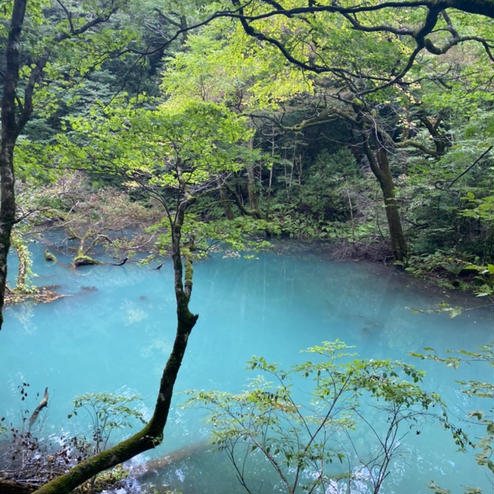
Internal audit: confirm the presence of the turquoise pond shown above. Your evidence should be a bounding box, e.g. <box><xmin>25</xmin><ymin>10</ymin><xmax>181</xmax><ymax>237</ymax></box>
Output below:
<box><xmin>0</xmin><ymin>242</ymin><xmax>492</xmax><ymax>493</ymax></box>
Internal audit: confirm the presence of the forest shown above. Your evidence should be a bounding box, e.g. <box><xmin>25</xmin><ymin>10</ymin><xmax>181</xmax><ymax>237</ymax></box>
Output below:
<box><xmin>0</xmin><ymin>1</ymin><xmax>493</xmax><ymax>493</ymax></box>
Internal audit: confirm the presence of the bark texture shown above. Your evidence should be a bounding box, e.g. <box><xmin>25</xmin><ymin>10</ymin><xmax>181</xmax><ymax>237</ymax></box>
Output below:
<box><xmin>364</xmin><ymin>142</ymin><xmax>408</xmax><ymax>263</ymax></box>
<box><xmin>445</xmin><ymin>0</ymin><xmax>493</xmax><ymax>18</ymax></box>
<box><xmin>0</xmin><ymin>0</ymin><xmax>28</xmax><ymax>329</ymax></box>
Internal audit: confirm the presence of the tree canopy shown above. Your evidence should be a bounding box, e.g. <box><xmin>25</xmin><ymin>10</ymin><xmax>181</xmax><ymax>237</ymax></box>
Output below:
<box><xmin>0</xmin><ymin>0</ymin><xmax>493</xmax><ymax>492</ymax></box>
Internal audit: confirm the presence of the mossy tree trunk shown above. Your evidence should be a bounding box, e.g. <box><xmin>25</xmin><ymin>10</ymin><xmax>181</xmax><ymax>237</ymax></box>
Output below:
<box><xmin>67</xmin><ymin>228</ymin><xmax>111</xmax><ymax>267</ymax></box>
<box><xmin>363</xmin><ymin>140</ymin><xmax>408</xmax><ymax>263</ymax></box>
<box><xmin>350</xmin><ymin>99</ymin><xmax>408</xmax><ymax>264</ymax></box>
<box><xmin>10</xmin><ymin>233</ymin><xmax>32</xmax><ymax>292</ymax></box>
<box><xmin>32</xmin><ymin>203</ymin><xmax>198</xmax><ymax>494</ymax></box>
<box><xmin>0</xmin><ymin>0</ymin><xmax>28</xmax><ymax>329</ymax></box>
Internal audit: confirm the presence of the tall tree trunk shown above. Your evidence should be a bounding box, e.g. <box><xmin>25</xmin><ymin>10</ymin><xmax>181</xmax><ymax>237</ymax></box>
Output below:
<box><xmin>0</xmin><ymin>142</ymin><xmax>16</xmax><ymax>321</ymax></box>
<box><xmin>246</xmin><ymin>165</ymin><xmax>259</xmax><ymax>212</ymax></box>
<box><xmin>0</xmin><ymin>0</ymin><xmax>28</xmax><ymax>329</ymax></box>
<box><xmin>218</xmin><ymin>179</ymin><xmax>234</xmax><ymax>220</ymax></box>
<box><xmin>246</xmin><ymin>138</ymin><xmax>261</xmax><ymax>214</ymax></box>
<box><xmin>364</xmin><ymin>142</ymin><xmax>408</xmax><ymax>263</ymax></box>
<box><xmin>33</xmin><ymin>210</ymin><xmax>198</xmax><ymax>494</ymax></box>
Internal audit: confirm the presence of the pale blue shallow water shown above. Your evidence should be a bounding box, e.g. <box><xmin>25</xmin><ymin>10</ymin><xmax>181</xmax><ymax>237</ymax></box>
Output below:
<box><xmin>1</xmin><ymin>243</ymin><xmax>492</xmax><ymax>493</ymax></box>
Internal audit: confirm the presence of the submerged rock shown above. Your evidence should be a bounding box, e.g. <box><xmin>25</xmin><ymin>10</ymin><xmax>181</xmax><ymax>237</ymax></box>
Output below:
<box><xmin>72</xmin><ymin>255</ymin><xmax>102</xmax><ymax>268</ymax></box>
<box><xmin>43</xmin><ymin>250</ymin><xmax>57</xmax><ymax>263</ymax></box>
<box><xmin>80</xmin><ymin>286</ymin><xmax>98</xmax><ymax>293</ymax></box>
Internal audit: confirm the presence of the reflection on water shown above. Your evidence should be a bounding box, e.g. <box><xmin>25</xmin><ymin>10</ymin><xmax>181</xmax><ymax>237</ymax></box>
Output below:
<box><xmin>0</xmin><ymin>245</ymin><xmax>492</xmax><ymax>493</ymax></box>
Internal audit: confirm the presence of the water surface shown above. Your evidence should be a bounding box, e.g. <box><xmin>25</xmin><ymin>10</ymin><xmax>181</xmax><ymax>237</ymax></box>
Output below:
<box><xmin>1</xmin><ymin>244</ymin><xmax>492</xmax><ymax>493</ymax></box>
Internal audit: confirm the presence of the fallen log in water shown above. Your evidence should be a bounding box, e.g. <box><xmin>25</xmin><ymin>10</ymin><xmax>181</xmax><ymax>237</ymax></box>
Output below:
<box><xmin>29</xmin><ymin>387</ymin><xmax>49</xmax><ymax>430</ymax></box>
<box><xmin>0</xmin><ymin>479</ymin><xmax>38</xmax><ymax>494</ymax></box>
<box><xmin>111</xmin><ymin>257</ymin><xmax>128</xmax><ymax>266</ymax></box>
<box><xmin>0</xmin><ymin>441</ymin><xmax>211</xmax><ymax>493</ymax></box>
<box><xmin>134</xmin><ymin>440</ymin><xmax>210</xmax><ymax>478</ymax></box>
<box><xmin>4</xmin><ymin>286</ymin><xmax>66</xmax><ymax>306</ymax></box>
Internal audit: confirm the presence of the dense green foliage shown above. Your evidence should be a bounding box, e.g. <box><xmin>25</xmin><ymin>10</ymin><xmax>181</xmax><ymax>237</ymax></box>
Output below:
<box><xmin>8</xmin><ymin>1</ymin><xmax>493</xmax><ymax>293</ymax></box>
<box><xmin>0</xmin><ymin>1</ymin><xmax>492</xmax><ymax>492</ymax></box>
<box><xmin>188</xmin><ymin>340</ymin><xmax>466</xmax><ymax>494</ymax></box>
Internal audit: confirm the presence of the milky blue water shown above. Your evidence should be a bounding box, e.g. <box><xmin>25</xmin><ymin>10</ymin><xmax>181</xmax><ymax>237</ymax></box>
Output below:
<box><xmin>0</xmin><ymin>243</ymin><xmax>492</xmax><ymax>493</ymax></box>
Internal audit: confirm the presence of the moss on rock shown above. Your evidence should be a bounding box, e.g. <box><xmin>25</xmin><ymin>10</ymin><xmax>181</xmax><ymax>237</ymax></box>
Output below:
<box><xmin>44</xmin><ymin>251</ymin><xmax>57</xmax><ymax>263</ymax></box>
<box><xmin>72</xmin><ymin>255</ymin><xmax>102</xmax><ymax>268</ymax></box>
